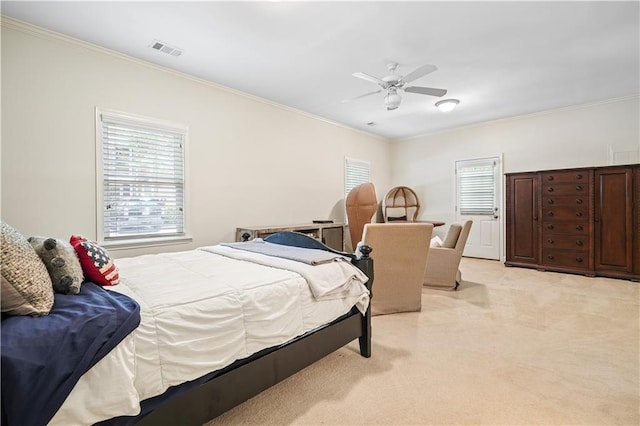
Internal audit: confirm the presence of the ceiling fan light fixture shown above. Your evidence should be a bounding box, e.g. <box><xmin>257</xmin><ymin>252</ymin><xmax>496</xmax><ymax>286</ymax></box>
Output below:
<box><xmin>349</xmin><ymin>62</ymin><xmax>446</xmax><ymax>111</ymax></box>
<box><xmin>385</xmin><ymin>91</ymin><xmax>402</xmax><ymax>110</ymax></box>
<box><xmin>435</xmin><ymin>99</ymin><xmax>460</xmax><ymax>112</ymax></box>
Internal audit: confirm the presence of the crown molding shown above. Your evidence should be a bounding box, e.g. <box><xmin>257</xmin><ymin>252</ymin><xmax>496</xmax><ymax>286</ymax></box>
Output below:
<box><xmin>1</xmin><ymin>15</ymin><xmax>388</xmax><ymax>143</ymax></box>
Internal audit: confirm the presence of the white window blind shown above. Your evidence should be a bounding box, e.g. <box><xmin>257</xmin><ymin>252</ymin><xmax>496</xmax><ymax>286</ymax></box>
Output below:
<box><xmin>456</xmin><ymin>159</ymin><xmax>496</xmax><ymax>215</ymax></box>
<box><xmin>98</xmin><ymin>110</ymin><xmax>187</xmax><ymax>242</ymax></box>
<box><xmin>345</xmin><ymin>158</ymin><xmax>371</xmax><ymax>197</ymax></box>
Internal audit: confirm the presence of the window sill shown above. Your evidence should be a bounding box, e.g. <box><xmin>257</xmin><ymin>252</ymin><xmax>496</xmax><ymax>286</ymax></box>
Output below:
<box><xmin>100</xmin><ymin>235</ymin><xmax>193</xmax><ymax>251</ymax></box>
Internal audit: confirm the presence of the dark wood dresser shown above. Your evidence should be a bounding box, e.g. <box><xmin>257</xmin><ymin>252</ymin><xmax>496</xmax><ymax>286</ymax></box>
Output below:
<box><xmin>506</xmin><ymin>164</ymin><xmax>639</xmax><ymax>281</ymax></box>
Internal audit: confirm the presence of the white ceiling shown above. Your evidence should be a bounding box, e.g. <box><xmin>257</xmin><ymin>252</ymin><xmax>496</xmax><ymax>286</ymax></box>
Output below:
<box><xmin>2</xmin><ymin>1</ymin><xmax>639</xmax><ymax>139</ymax></box>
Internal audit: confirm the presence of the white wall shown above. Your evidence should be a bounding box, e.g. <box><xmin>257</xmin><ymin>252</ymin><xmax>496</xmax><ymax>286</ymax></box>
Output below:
<box><xmin>390</xmin><ymin>96</ymin><xmax>640</xmax><ymax>237</ymax></box>
<box><xmin>0</xmin><ymin>20</ymin><xmax>391</xmax><ymax>257</ymax></box>
<box><xmin>3</xmin><ymin>19</ymin><xmax>638</xmax><ymax>258</ymax></box>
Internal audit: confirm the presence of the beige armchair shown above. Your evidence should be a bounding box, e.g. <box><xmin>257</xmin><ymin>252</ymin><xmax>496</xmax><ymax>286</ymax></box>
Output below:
<box><xmin>360</xmin><ymin>223</ymin><xmax>433</xmax><ymax>315</ymax></box>
<box><xmin>424</xmin><ymin>220</ymin><xmax>473</xmax><ymax>290</ymax></box>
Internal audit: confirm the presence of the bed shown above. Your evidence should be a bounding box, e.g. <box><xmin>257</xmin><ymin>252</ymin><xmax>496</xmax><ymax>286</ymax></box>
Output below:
<box><xmin>1</xmin><ymin>231</ymin><xmax>373</xmax><ymax>426</ymax></box>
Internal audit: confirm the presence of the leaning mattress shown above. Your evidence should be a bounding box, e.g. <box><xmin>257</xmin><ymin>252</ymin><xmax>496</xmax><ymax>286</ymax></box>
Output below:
<box><xmin>51</xmin><ymin>245</ymin><xmax>370</xmax><ymax>425</ymax></box>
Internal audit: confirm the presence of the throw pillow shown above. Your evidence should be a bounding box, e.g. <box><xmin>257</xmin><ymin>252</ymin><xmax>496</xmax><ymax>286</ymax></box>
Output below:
<box><xmin>2</xmin><ymin>273</ymin><xmax>44</xmax><ymax>316</ymax></box>
<box><xmin>0</xmin><ymin>222</ymin><xmax>55</xmax><ymax>316</ymax></box>
<box><xmin>29</xmin><ymin>237</ymin><xmax>84</xmax><ymax>294</ymax></box>
<box><xmin>430</xmin><ymin>235</ymin><xmax>443</xmax><ymax>248</ymax></box>
<box><xmin>69</xmin><ymin>235</ymin><xmax>120</xmax><ymax>286</ymax></box>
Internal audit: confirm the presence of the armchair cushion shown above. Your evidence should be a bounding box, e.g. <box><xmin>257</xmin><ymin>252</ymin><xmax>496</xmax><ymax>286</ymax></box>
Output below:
<box><xmin>441</xmin><ymin>223</ymin><xmax>462</xmax><ymax>248</ymax></box>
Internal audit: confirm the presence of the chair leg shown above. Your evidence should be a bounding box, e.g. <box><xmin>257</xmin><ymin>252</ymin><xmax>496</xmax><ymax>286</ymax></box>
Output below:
<box><xmin>454</xmin><ymin>269</ymin><xmax>462</xmax><ymax>290</ymax></box>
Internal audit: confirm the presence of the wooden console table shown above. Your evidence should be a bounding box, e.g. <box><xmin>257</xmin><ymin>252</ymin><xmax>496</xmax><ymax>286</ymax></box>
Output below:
<box><xmin>236</xmin><ymin>223</ymin><xmax>346</xmax><ymax>251</ymax></box>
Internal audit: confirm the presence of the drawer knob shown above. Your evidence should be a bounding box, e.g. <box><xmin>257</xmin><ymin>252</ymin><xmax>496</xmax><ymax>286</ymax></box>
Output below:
<box><xmin>547</xmin><ymin>239</ymin><xmax>554</xmax><ymax>244</ymax></box>
<box><xmin>576</xmin><ymin>174</ymin><xmax>582</xmax><ymax>179</ymax></box>
<box><xmin>547</xmin><ymin>255</ymin><xmax>554</xmax><ymax>260</ymax></box>
<box><xmin>576</xmin><ymin>199</ymin><xmax>583</xmax><ymax>204</ymax></box>
<box><xmin>547</xmin><ymin>224</ymin><xmax>554</xmax><ymax>230</ymax></box>
<box><xmin>576</xmin><ymin>240</ymin><xmax>584</xmax><ymax>246</ymax></box>
<box><xmin>547</xmin><ymin>176</ymin><xmax>554</xmax><ymax>181</ymax></box>
<box><xmin>576</xmin><ymin>225</ymin><xmax>583</xmax><ymax>231</ymax></box>
<box><xmin>576</xmin><ymin>257</ymin><xmax>583</xmax><ymax>263</ymax></box>
<box><xmin>576</xmin><ymin>185</ymin><xmax>583</xmax><ymax>191</ymax></box>
<box><xmin>547</xmin><ymin>199</ymin><xmax>554</xmax><ymax>204</ymax></box>
<box><xmin>576</xmin><ymin>211</ymin><xmax>583</xmax><ymax>217</ymax></box>
<box><xmin>547</xmin><ymin>187</ymin><xmax>554</xmax><ymax>192</ymax></box>
<box><xmin>548</xmin><ymin>211</ymin><xmax>554</xmax><ymax>217</ymax></box>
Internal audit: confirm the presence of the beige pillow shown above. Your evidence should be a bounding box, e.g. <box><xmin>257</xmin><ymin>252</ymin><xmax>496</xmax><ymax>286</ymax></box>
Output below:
<box><xmin>1</xmin><ymin>222</ymin><xmax>54</xmax><ymax>316</ymax></box>
<box><xmin>442</xmin><ymin>224</ymin><xmax>462</xmax><ymax>249</ymax></box>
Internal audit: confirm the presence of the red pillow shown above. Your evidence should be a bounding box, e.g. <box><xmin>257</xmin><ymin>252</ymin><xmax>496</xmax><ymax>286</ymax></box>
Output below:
<box><xmin>69</xmin><ymin>235</ymin><xmax>120</xmax><ymax>286</ymax></box>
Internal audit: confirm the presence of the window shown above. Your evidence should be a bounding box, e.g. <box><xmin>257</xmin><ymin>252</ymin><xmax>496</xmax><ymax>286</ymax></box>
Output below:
<box><xmin>344</xmin><ymin>157</ymin><xmax>371</xmax><ymax>198</ymax></box>
<box><xmin>97</xmin><ymin>109</ymin><xmax>188</xmax><ymax>246</ymax></box>
<box><xmin>456</xmin><ymin>158</ymin><xmax>496</xmax><ymax>215</ymax></box>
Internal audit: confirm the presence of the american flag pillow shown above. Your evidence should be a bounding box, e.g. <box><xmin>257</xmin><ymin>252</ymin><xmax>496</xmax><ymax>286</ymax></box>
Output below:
<box><xmin>69</xmin><ymin>235</ymin><xmax>119</xmax><ymax>286</ymax></box>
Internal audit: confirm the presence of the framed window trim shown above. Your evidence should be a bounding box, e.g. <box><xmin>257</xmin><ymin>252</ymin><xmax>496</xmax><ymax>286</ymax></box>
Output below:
<box><xmin>344</xmin><ymin>157</ymin><xmax>371</xmax><ymax>225</ymax></box>
<box><xmin>344</xmin><ymin>157</ymin><xmax>371</xmax><ymax>198</ymax></box>
<box><xmin>95</xmin><ymin>108</ymin><xmax>192</xmax><ymax>249</ymax></box>
<box><xmin>455</xmin><ymin>157</ymin><xmax>498</xmax><ymax>216</ymax></box>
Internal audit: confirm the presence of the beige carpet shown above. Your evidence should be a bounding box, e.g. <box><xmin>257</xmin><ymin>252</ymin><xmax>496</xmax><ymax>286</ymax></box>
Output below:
<box><xmin>206</xmin><ymin>259</ymin><xmax>639</xmax><ymax>425</ymax></box>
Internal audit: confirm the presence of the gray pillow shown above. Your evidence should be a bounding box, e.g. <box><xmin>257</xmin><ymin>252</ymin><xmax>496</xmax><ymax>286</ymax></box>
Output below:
<box><xmin>29</xmin><ymin>236</ymin><xmax>84</xmax><ymax>294</ymax></box>
<box><xmin>1</xmin><ymin>222</ymin><xmax>54</xmax><ymax>316</ymax></box>
<box><xmin>442</xmin><ymin>224</ymin><xmax>462</xmax><ymax>248</ymax></box>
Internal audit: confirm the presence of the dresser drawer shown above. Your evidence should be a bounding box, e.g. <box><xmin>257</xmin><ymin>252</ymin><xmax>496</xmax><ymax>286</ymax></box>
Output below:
<box><xmin>542</xmin><ymin>206</ymin><xmax>589</xmax><ymax>220</ymax></box>
<box><xmin>542</xmin><ymin>249</ymin><xmax>590</xmax><ymax>270</ymax></box>
<box><xmin>542</xmin><ymin>195</ymin><xmax>587</xmax><ymax>207</ymax></box>
<box><xmin>542</xmin><ymin>183</ymin><xmax>588</xmax><ymax>195</ymax></box>
<box><xmin>542</xmin><ymin>234</ymin><xmax>589</xmax><ymax>250</ymax></box>
<box><xmin>543</xmin><ymin>221</ymin><xmax>589</xmax><ymax>233</ymax></box>
<box><xmin>542</xmin><ymin>170</ymin><xmax>589</xmax><ymax>184</ymax></box>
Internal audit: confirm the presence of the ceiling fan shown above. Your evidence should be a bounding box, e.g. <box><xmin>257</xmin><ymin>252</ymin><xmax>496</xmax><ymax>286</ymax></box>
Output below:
<box><xmin>346</xmin><ymin>62</ymin><xmax>447</xmax><ymax>110</ymax></box>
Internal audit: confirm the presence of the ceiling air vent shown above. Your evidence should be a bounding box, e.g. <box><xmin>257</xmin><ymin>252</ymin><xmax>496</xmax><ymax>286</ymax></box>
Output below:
<box><xmin>150</xmin><ymin>40</ymin><xmax>183</xmax><ymax>57</ymax></box>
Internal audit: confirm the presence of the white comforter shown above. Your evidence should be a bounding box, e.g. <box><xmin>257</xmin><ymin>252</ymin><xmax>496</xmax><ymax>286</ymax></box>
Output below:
<box><xmin>50</xmin><ymin>246</ymin><xmax>370</xmax><ymax>425</ymax></box>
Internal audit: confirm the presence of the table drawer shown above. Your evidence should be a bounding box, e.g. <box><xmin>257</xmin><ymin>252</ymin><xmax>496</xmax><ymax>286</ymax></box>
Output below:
<box><xmin>541</xmin><ymin>170</ymin><xmax>589</xmax><ymax>184</ymax></box>
<box><xmin>542</xmin><ymin>249</ymin><xmax>590</xmax><ymax>270</ymax></box>
<box><xmin>543</xmin><ymin>221</ymin><xmax>589</xmax><ymax>233</ymax></box>
<box><xmin>542</xmin><ymin>195</ymin><xmax>588</xmax><ymax>207</ymax></box>
<box><xmin>542</xmin><ymin>234</ymin><xmax>589</xmax><ymax>250</ymax></box>
<box><xmin>542</xmin><ymin>206</ymin><xmax>589</xmax><ymax>220</ymax></box>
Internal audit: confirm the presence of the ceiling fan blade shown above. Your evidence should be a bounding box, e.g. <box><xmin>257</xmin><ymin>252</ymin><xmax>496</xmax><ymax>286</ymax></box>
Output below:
<box><xmin>352</xmin><ymin>72</ymin><xmax>385</xmax><ymax>85</ymax></box>
<box><xmin>403</xmin><ymin>64</ymin><xmax>437</xmax><ymax>83</ymax></box>
<box><xmin>404</xmin><ymin>86</ymin><xmax>447</xmax><ymax>97</ymax></box>
<box><xmin>342</xmin><ymin>89</ymin><xmax>382</xmax><ymax>103</ymax></box>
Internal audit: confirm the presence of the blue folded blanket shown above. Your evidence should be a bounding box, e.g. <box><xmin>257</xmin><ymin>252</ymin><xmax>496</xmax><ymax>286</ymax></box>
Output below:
<box><xmin>220</xmin><ymin>239</ymin><xmax>350</xmax><ymax>265</ymax></box>
<box><xmin>1</xmin><ymin>282</ymin><xmax>140</xmax><ymax>426</ymax></box>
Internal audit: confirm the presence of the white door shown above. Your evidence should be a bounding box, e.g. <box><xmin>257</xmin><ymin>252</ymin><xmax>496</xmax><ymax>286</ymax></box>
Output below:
<box><xmin>455</xmin><ymin>156</ymin><xmax>502</xmax><ymax>260</ymax></box>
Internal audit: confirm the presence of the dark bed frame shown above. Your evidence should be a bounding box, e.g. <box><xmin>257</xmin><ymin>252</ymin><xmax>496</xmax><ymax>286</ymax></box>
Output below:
<box><xmin>132</xmin><ymin>231</ymin><xmax>374</xmax><ymax>426</ymax></box>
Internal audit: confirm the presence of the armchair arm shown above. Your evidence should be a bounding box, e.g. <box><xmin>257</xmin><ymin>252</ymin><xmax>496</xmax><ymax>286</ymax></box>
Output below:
<box><xmin>424</xmin><ymin>247</ymin><xmax>462</xmax><ymax>290</ymax></box>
